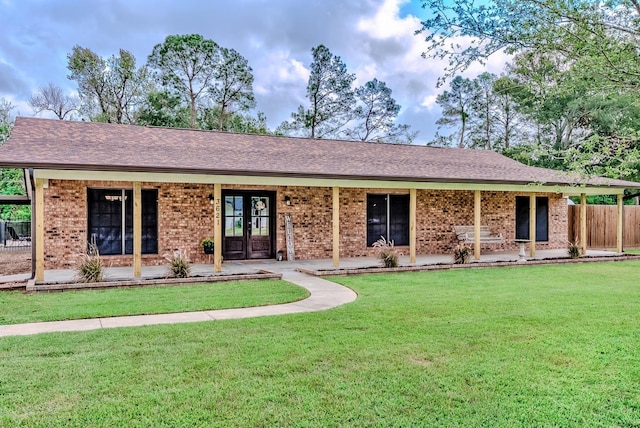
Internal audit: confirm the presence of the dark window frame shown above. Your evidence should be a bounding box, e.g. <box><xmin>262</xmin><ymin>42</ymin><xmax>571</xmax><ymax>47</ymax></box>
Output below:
<box><xmin>515</xmin><ymin>196</ymin><xmax>549</xmax><ymax>242</ymax></box>
<box><xmin>87</xmin><ymin>188</ymin><xmax>158</xmax><ymax>255</ymax></box>
<box><xmin>367</xmin><ymin>194</ymin><xmax>410</xmax><ymax>247</ymax></box>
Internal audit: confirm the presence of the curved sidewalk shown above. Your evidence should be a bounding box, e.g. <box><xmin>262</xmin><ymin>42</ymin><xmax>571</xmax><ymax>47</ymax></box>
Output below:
<box><xmin>0</xmin><ymin>271</ymin><xmax>357</xmax><ymax>338</ymax></box>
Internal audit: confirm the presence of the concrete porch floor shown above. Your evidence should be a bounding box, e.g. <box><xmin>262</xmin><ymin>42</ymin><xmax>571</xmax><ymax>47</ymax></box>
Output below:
<box><xmin>1</xmin><ymin>248</ymin><xmax>624</xmax><ymax>285</ymax></box>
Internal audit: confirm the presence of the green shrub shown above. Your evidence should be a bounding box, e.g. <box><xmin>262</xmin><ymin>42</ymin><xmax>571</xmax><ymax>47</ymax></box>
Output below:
<box><xmin>164</xmin><ymin>249</ymin><xmax>191</xmax><ymax>278</ymax></box>
<box><xmin>75</xmin><ymin>243</ymin><xmax>104</xmax><ymax>283</ymax></box>
<box><xmin>568</xmin><ymin>241</ymin><xmax>581</xmax><ymax>258</ymax></box>
<box><xmin>372</xmin><ymin>236</ymin><xmax>400</xmax><ymax>268</ymax></box>
<box><xmin>453</xmin><ymin>244</ymin><xmax>471</xmax><ymax>264</ymax></box>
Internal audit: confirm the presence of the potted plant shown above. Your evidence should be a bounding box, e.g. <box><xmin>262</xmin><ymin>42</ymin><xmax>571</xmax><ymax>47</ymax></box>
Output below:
<box><xmin>201</xmin><ymin>237</ymin><xmax>215</xmax><ymax>254</ymax></box>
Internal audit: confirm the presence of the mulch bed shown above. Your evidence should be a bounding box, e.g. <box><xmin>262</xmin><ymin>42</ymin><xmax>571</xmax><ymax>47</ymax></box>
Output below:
<box><xmin>0</xmin><ymin>250</ymin><xmax>31</xmax><ymax>276</ymax></box>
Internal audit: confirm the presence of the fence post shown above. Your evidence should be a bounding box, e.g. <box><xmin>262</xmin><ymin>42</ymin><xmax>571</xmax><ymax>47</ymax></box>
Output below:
<box><xmin>580</xmin><ymin>194</ymin><xmax>587</xmax><ymax>254</ymax></box>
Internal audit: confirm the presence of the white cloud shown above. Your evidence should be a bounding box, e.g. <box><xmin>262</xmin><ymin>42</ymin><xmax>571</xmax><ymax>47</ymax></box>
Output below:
<box><xmin>253</xmin><ymin>50</ymin><xmax>308</xmax><ymax>99</ymax></box>
<box><xmin>0</xmin><ymin>0</ymin><xmax>512</xmax><ymax>142</ymax></box>
<box><xmin>420</xmin><ymin>94</ymin><xmax>438</xmax><ymax>110</ymax></box>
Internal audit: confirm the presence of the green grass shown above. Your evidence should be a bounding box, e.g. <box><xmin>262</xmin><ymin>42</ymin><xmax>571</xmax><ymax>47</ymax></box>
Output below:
<box><xmin>0</xmin><ymin>280</ymin><xmax>309</xmax><ymax>325</ymax></box>
<box><xmin>625</xmin><ymin>248</ymin><xmax>640</xmax><ymax>254</ymax></box>
<box><xmin>1</xmin><ymin>262</ymin><xmax>639</xmax><ymax>427</ymax></box>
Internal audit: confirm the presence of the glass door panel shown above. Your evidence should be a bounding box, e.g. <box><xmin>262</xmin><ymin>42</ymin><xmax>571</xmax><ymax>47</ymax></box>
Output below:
<box><xmin>222</xmin><ymin>192</ymin><xmax>274</xmax><ymax>260</ymax></box>
<box><xmin>223</xmin><ymin>195</ymin><xmax>246</xmax><ymax>260</ymax></box>
<box><xmin>248</xmin><ymin>195</ymin><xmax>272</xmax><ymax>258</ymax></box>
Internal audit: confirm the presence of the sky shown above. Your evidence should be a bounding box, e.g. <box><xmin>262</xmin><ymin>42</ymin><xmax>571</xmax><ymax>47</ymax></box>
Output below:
<box><xmin>0</xmin><ymin>0</ymin><xmax>509</xmax><ymax>143</ymax></box>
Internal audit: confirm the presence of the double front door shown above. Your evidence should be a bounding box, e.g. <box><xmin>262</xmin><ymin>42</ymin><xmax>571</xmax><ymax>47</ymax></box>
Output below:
<box><xmin>223</xmin><ymin>192</ymin><xmax>275</xmax><ymax>260</ymax></box>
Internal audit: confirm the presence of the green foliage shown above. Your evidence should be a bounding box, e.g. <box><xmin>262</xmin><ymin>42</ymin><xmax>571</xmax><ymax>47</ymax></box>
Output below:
<box><xmin>278</xmin><ymin>45</ymin><xmax>356</xmax><ymax>139</ymax></box>
<box><xmin>74</xmin><ymin>244</ymin><xmax>104</xmax><ymax>283</ymax></box>
<box><xmin>208</xmin><ymin>47</ymin><xmax>256</xmax><ymax>130</ymax></box>
<box><xmin>164</xmin><ymin>249</ymin><xmax>191</xmax><ymax>278</ymax></box>
<box><xmin>137</xmin><ymin>90</ymin><xmax>190</xmax><ymax>128</ymax></box>
<box><xmin>0</xmin><ymin>107</ymin><xmax>31</xmax><ymax>221</ymax></box>
<box><xmin>418</xmin><ymin>0</ymin><xmax>640</xmax><ymax>89</ymax></box>
<box><xmin>279</xmin><ymin>45</ymin><xmax>414</xmax><ymax>142</ymax></box>
<box><xmin>433</xmin><ymin>75</ymin><xmax>478</xmax><ymax>148</ymax></box>
<box><xmin>147</xmin><ymin>34</ymin><xmax>221</xmax><ymax>129</ymax></box>
<box><xmin>199</xmin><ymin>106</ymin><xmax>268</xmax><ymax>134</ymax></box>
<box><xmin>372</xmin><ymin>236</ymin><xmax>400</xmax><ymax>268</ymax></box>
<box><xmin>1</xmin><ymin>133</ymin><xmax>24</xmax><ymax>212</ymax></box>
<box><xmin>345</xmin><ymin>78</ymin><xmax>416</xmax><ymax>143</ymax></box>
<box><xmin>147</xmin><ymin>35</ymin><xmax>260</xmax><ymax>132</ymax></box>
<box><xmin>563</xmin><ymin>133</ymin><xmax>640</xmax><ymax>181</ymax></box>
<box><xmin>200</xmin><ymin>237</ymin><xmax>215</xmax><ymax>247</ymax></box>
<box><xmin>67</xmin><ymin>46</ymin><xmax>151</xmax><ymax>123</ymax></box>
<box><xmin>568</xmin><ymin>194</ymin><xmax>636</xmax><ymax>205</ymax></box>
<box><xmin>421</xmin><ymin>1</ymin><xmax>640</xmax><ymax>180</ymax></box>
<box><xmin>0</xmin><ymin>97</ymin><xmax>14</xmax><ymax>144</ymax></box>
<box><xmin>432</xmin><ymin>72</ymin><xmax>522</xmax><ymax>150</ymax></box>
<box><xmin>567</xmin><ymin>241</ymin><xmax>581</xmax><ymax>258</ymax></box>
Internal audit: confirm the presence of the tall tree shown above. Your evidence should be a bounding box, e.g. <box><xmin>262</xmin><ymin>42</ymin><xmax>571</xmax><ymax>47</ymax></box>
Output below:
<box><xmin>28</xmin><ymin>83</ymin><xmax>78</xmax><ymax>120</ymax></box>
<box><xmin>468</xmin><ymin>72</ymin><xmax>497</xmax><ymax>150</ymax></box>
<box><xmin>505</xmin><ymin>51</ymin><xmax>584</xmax><ymax>149</ymax></box>
<box><xmin>417</xmin><ymin>0</ymin><xmax>640</xmax><ymax>89</ymax></box>
<box><xmin>433</xmin><ymin>76</ymin><xmax>478</xmax><ymax>147</ymax></box>
<box><xmin>278</xmin><ymin>45</ymin><xmax>355</xmax><ymax>138</ymax></box>
<box><xmin>343</xmin><ymin>78</ymin><xmax>415</xmax><ymax>143</ymax></box>
<box><xmin>208</xmin><ymin>47</ymin><xmax>256</xmax><ymax>131</ymax></box>
<box><xmin>67</xmin><ymin>46</ymin><xmax>150</xmax><ymax>123</ymax></box>
<box><xmin>0</xmin><ymin>98</ymin><xmax>14</xmax><ymax>144</ymax></box>
<box><xmin>491</xmin><ymin>76</ymin><xmax>523</xmax><ymax>150</ymax></box>
<box><xmin>147</xmin><ymin>34</ymin><xmax>221</xmax><ymax>129</ymax></box>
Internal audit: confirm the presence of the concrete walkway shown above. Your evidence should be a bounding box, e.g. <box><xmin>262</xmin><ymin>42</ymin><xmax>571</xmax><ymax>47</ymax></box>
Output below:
<box><xmin>0</xmin><ymin>271</ymin><xmax>357</xmax><ymax>338</ymax></box>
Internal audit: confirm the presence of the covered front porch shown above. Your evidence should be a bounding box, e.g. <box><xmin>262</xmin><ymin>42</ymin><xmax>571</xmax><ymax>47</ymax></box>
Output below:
<box><xmin>29</xmin><ymin>169</ymin><xmax>628</xmax><ymax>282</ymax></box>
<box><xmin>10</xmin><ymin>248</ymin><xmax>627</xmax><ymax>289</ymax></box>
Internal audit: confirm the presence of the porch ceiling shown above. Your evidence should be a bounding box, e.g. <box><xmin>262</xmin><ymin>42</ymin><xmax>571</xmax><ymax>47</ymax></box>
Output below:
<box><xmin>34</xmin><ymin>168</ymin><xmax>625</xmax><ymax>195</ymax></box>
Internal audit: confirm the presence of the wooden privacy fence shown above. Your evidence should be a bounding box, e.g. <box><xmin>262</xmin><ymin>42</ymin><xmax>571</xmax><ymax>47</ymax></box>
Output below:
<box><xmin>568</xmin><ymin>205</ymin><xmax>640</xmax><ymax>248</ymax></box>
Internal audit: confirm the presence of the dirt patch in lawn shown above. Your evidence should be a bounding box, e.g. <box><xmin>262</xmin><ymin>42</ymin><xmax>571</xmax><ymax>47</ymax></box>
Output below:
<box><xmin>0</xmin><ymin>250</ymin><xmax>31</xmax><ymax>276</ymax></box>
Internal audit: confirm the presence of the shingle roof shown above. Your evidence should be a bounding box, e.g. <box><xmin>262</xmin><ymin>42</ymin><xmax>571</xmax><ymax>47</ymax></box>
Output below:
<box><xmin>1</xmin><ymin>117</ymin><xmax>639</xmax><ymax>189</ymax></box>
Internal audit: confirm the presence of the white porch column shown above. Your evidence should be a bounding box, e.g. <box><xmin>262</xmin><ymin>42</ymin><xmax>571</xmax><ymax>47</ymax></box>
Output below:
<box><xmin>617</xmin><ymin>194</ymin><xmax>624</xmax><ymax>253</ymax></box>
<box><xmin>409</xmin><ymin>188</ymin><xmax>417</xmax><ymax>263</ymax></box>
<box><xmin>332</xmin><ymin>186</ymin><xmax>340</xmax><ymax>268</ymax></box>
<box><xmin>133</xmin><ymin>181</ymin><xmax>142</xmax><ymax>278</ymax></box>
<box><xmin>214</xmin><ymin>183</ymin><xmax>222</xmax><ymax>273</ymax></box>
<box><xmin>529</xmin><ymin>193</ymin><xmax>536</xmax><ymax>258</ymax></box>
<box><xmin>474</xmin><ymin>190</ymin><xmax>481</xmax><ymax>260</ymax></box>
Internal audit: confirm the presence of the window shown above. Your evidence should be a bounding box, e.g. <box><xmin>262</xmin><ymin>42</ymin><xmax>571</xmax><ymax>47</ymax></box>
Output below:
<box><xmin>367</xmin><ymin>194</ymin><xmax>409</xmax><ymax>246</ymax></box>
<box><xmin>515</xmin><ymin>196</ymin><xmax>548</xmax><ymax>241</ymax></box>
<box><xmin>88</xmin><ymin>189</ymin><xmax>158</xmax><ymax>255</ymax></box>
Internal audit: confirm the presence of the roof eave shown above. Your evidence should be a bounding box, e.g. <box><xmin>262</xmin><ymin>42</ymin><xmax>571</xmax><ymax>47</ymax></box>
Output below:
<box><xmin>2</xmin><ymin>161</ymin><xmax>639</xmax><ymax>190</ymax></box>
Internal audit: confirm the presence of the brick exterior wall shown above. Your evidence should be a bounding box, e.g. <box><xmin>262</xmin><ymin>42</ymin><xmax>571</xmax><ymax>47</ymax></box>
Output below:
<box><xmin>41</xmin><ymin>180</ymin><xmax>568</xmax><ymax>269</ymax></box>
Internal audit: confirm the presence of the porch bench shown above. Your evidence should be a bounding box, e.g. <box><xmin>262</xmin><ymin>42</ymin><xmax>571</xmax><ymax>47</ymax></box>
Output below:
<box><xmin>454</xmin><ymin>225</ymin><xmax>504</xmax><ymax>246</ymax></box>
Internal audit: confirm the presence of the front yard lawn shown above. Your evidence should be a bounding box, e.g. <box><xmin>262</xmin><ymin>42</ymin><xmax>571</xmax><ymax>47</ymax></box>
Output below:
<box><xmin>1</xmin><ymin>262</ymin><xmax>639</xmax><ymax>426</ymax></box>
<box><xmin>0</xmin><ymin>280</ymin><xmax>309</xmax><ymax>324</ymax></box>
